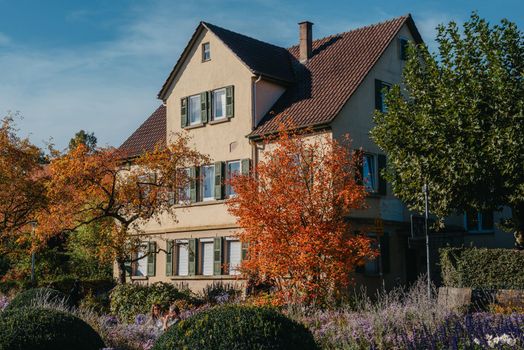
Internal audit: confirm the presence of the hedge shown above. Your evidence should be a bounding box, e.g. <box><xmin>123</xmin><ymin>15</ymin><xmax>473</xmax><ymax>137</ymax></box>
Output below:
<box><xmin>0</xmin><ymin>307</ymin><xmax>104</xmax><ymax>350</ymax></box>
<box><xmin>153</xmin><ymin>305</ymin><xmax>318</xmax><ymax>350</ymax></box>
<box><xmin>440</xmin><ymin>247</ymin><xmax>524</xmax><ymax>289</ymax></box>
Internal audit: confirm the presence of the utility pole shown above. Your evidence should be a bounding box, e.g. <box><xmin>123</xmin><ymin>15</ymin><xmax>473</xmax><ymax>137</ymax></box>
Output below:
<box><xmin>423</xmin><ymin>183</ymin><xmax>431</xmax><ymax>299</ymax></box>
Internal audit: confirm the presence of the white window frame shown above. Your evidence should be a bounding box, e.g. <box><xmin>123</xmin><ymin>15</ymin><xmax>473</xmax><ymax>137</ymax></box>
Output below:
<box><xmin>362</xmin><ymin>153</ymin><xmax>378</xmax><ymax>193</ymax></box>
<box><xmin>188</xmin><ymin>94</ymin><xmax>201</xmax><ymax>126</ymax></box>
<box><xmin>201</xmin><ymin>165</ymin><xmax>215</xmax><ymax>201</ymax></box>
<box><xmin>179</xmin><ymin>168</ymin><xmax>190</xmax><ymax>204</ymax></box>
<box><xmin>212</xmin><ymin>88</ymin><xmax>227</xmax><ymax>121</ymax></box>
<box><xmin>200</xmin><ymin>239</ymin><xmax>214</xmax><ymax>276</ymax></box>
<box><xmin>202</xmin><ymin>42</ymin><xmax>210</xmax><ymax>61</ymax></box>
<box><xmin>134</xmin><ymin>243</ymin><xmax>148</xmax><ymax>277</ymax></box>
<box><xmin>226</xmin><ymin>160</ymin><xmax>241</xmax><ymax>197</ymax></box>
<box><xmin>227</xmin><ymin>239</ymin><xmax>242</xmax><ymax>275</ymax></box>
<box><xmin>464</xmin><ymin>211</ymin><xmax>494</xmax><ymax>233</ymax></box>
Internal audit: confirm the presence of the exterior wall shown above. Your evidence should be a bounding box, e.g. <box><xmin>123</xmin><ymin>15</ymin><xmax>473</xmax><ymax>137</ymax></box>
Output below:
<box><xmin>254</xmin><ymin>79</ymin><xmax>286</xmax><ymax>127</ymax></box>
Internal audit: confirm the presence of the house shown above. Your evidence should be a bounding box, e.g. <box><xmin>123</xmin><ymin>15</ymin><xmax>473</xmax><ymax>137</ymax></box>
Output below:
<box><xmin>118</xmin><ymin>14</ymin><xmax>513</xmax><ymax>292</ymax></box>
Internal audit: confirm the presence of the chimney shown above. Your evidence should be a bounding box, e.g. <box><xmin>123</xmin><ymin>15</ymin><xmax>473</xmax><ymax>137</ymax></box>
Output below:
<box><xmin>299</xmin><ymin>21</ymin><xmax>313</xmax><ymax>63</ymax></box>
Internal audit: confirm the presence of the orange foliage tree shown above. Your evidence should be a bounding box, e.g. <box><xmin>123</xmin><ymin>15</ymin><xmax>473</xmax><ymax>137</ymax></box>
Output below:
<box><xmin>227</xmin><ymin>129</ymin><xmax>376</xmax><ymax>304</ymax></box>
<box><xmin>38</xmin><ymin>134</ymin><xmax>207</xmax><ymax>284</ymax></box>
<box><xmin>0</xmin><ymin>115</ymin><xmax>46</xmax><ymax>247</ymax></box>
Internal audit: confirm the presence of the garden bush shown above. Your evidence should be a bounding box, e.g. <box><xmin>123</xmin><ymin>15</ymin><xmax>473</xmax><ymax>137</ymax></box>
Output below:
<box><xmin>4</xmin><ymin>287</ymin><xmax>71</xmax><ymax>311</ymax></box>
<box><xmin>200</xmin><ymin>281</ymin><xmax>241</xmax><ymax>304</ymax></box>
<box><xmin>0</xmin><ymin>307</ymin><xmax>104</xmax><ymax>350</ymax></box>
<box><xmin>153</xmin><ymin>305</ymin><xmax>318</xmax><ymax>350</ymax></box>
<box><xmin>440</xmin><ymin>247</ymin><xmax>524</xmax><ymax>289</ymax></box>
<box><xmin>110</xmin><ymin>282</ymin><xmax>193</xmax><ymax>323</ymax></box>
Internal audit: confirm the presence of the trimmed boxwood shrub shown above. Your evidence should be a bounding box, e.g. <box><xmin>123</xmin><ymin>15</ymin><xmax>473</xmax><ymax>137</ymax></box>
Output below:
<box><xmin>153</xmin><ymin>305</ymin><xmax>318</xmax><ymax>350</ymax></box>
<box><xmin>0</xmin><ymin>307</ymin><xmax>104</xmax><ymax>350</ymax></box>
<box><xmin>110</xmin><ymin>282</ymin><xmax>193</xmax><ymax>322</ymax></box>
<box><xmin>5</xmin><ymin>287</ymin><xmax>71</xmax><ymax>311</ymax></box>
<box><xmin>440</xmin><ymin>247</ymin><xmax>524</xmax><ymax>289</ymax></box>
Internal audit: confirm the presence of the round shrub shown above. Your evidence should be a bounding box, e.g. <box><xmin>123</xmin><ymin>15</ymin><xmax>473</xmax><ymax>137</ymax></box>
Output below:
<box><xmin>153</xmin><ymin>305</ymin><xmax>318</xmax><ymax>350</ymax></box>
<box><xmin>0</xmin><ymin>307</ymin><xmax>104</xmax><ymax>350</ymax></box>
<box><xmin>5</xmin><ymin>287</ymin><xmax>71</xmax><ymax>311</ymax></box>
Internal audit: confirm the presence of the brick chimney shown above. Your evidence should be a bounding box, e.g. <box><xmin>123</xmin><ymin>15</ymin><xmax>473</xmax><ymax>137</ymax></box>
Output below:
<box><xmin>299</xmin><ymin>21</ymin><xmax>313</xmax><ymax>63</ymax></box>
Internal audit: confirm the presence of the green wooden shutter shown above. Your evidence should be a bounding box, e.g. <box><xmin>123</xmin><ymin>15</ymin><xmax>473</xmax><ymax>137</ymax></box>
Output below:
<box><xmin>378</xmin><ymin>154</ymin><xmax>387</xmax><ymax>195</ymax></box>
<box><xmin>241</xmin><ymin>158</ymin><xmax>250</xmax><ymax>176</ymax></box>
<box><xmin>166</xmin><ymin>240</ymin><xmax>174</xmax><ymax>276</ymax></box>
<box><xmin>181</xmin><ymin>97</ymin><xmax>188</xmax><ymax>128</ymax></box>
<box><xmin>213</xmin><ymin>237</ymin><xmax>223</xmax><ymax>275</ymax></box>
<box><xmin>200</xmin><ymin>91</ymin><xmax>209</xmax><ymax>123</ymax></box>
<box><xmin>214</xmin><ymin>161</ymin><xmax>224</xmax><ymax>200</ymax></box>
<box><xmin>226</xmin><ymin>85</ymin><xmax>234</xmax><ymax>118</ymax></box>
<box><xmin>380</xmin><ymin>232</ymin><xmax>390</xmax><ymax>274</ymax></box>
<box><xmin>241</xmin><ymin>242</ymin><xmax>248</xmax><ymax>260</ymax></box>
<box><xmin>124</xmin><ymin>260</ymin><xmax>132</xmax><ymax>277</ymax></box>
<box><xmin>147</xmin><ymin>242</ymin><xmax>156</xmax><ymax>277</ymax></box>
<box><xmin>188</xmin><ymin>238</ymin><xmax>197</xmax><ymax>276</ymax></box>
<box><xmin>189</xmin><ymin>166</ymin><xmax>198</xmax><ymax>203</ymax></box>
<box><xmin>375</xmin><ymin>79</ymin><xmax>383</xmax><ymax>111</ymax></box>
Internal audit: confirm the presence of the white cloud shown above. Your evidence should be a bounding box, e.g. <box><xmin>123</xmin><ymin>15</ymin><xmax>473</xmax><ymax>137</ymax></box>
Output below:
<box><xmin>0</xmin><ymin>32</ymin><xmax>10</xmax><ymax>45</ymax></box>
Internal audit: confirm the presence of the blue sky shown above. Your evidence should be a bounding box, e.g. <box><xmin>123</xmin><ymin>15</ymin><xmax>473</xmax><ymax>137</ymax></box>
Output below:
<box><xmin>0</xmin><ymin>0</ymin><xmax>522</xmax><ymax>149</ymax></box>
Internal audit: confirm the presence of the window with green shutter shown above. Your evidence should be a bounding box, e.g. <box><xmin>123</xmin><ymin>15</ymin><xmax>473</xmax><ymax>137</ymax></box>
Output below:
<box><xmin>200</xmin><ymin>91</ymin><xmax>209</xmax><ymax>123</ymax></box>
<box><xmin>213</xmin><ymin>237</ymin><xmax>223</xmax><ymax>275</ymax></box>
<box><xmin>241</xmin><ymin>158</ymin><xmax>250</xmax><ymax>176</ymax></box>
<box><xmin>214</xmin><ymin>161</ymin><xmax>224</xmax><ymax>200</ymax></box>
<box><xmin>147</xmin><ymin>241</ymin><xmax>157</xmax><ymax>277</ymax></box>
<box><xmin>241</xmin><ymin>242</ymin><xmax>249</xmax><ymax>261</ymax></box>
<box><xmin>189</xmin><ymin>166</ymin><xmax>198</xmax><ymax>203</ymax></box>
<box><xmin>378</xmin><ymin>154</ymin><xmax>387</xmax><ymax>196</ymax></box>
<box><xmin>166</xmin><ymin>240</ymin><xmax>174</xmax><ymax>276</ymax></box>
<box><xmin>181</xmin><ymin>97</ymin><xmax>188</xmax><ymax>128</ymax></box>
<box><xmin>225</xmin><ymin>85</ymin><xmax>234</xmax><ymax>118</ymax></box>
<box><xmin>380</xmin><ymin>232</ymin><xmax>390</xmax><ymax>274</ymax></box>
<box><xmin>375</xmin><ymin>79</ymin><xmax>391</xmax><ymax>113</ymax></box>
<box><xmin>188</xmin><ymin>238</ymin><xmax>197</xmax><ymax>276</ymax></box>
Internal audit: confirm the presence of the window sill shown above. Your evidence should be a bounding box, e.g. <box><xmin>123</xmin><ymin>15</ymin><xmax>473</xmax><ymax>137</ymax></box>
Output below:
<box><xmin>184</xmin><ymin>123</ymin><xmax>205</xmax><ymax>130</ymax></box>
<box><xmin>175</xmin><ymin>199</ymin><xmax>226</xmax><ymax>208</ymax></box>
<box><xmin>170</xmin><ymin>275</ymin><xmax>242</xmax><ymax>281</ymax></box>
<box><xmin>209</xmin><ymin>117</ymin><xmax>231</xmax><ymax>125</ymax></box>
<box><xmin>131</xmin><ymin>276</ymin><xmax>148</xmax><ymax>280</ymax></box>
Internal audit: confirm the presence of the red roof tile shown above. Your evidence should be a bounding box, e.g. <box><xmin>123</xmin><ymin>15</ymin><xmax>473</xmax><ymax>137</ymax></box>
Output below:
<box><xmin>119</xmin><ymin>105</ymin><xmax>166</xmax><ymax>158</ymax></box>
<box><xmin>250</xmin><ymin>15</ymin><xmax>421</xmax><ymax>137</ymax></box>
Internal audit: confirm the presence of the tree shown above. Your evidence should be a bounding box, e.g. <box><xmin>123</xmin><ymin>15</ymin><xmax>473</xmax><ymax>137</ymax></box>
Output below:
<box><xmin>68</xmin><ymin>130</ymin><xmax>97</xmax><ymax>153</ymax></box>
<box><xmin>38</xmin><ymin>134</ymin><xmax>207</xmax><ymax>283</ymax></box>
<box><xmin>227</xmin><ymin>129</ymin><xmax>376</xmax><ymax>304</ymax></box>
<box><xmin>0</xmin><ymin>114</ymin><xmax>46</xmax><ymax>245</ymax></box>
<box><xmin>372</xmin><ymin>13</ymin><xmax>524</xmax><ymax>247</ymax></box>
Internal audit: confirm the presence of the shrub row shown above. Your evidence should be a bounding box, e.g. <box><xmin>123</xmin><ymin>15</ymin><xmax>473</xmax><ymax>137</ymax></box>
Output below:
<box><xmin>440</xmin><ymin>247</ymin><xmax>524</xmax><ymax>289</ymax></box>
<box><xmin>110</xmin><ymin>282</ymin><xmax>193</xmax><ymax>323</ymax></box>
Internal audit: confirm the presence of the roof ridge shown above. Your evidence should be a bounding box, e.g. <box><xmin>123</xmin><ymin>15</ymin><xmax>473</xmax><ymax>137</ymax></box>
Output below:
<box><xmin>286</xmin><ymin>14</ymin><xmax>410</xmax><ymax>50</ymax></box>
<box><xmin>202</xmin><ymin>21</ymin><xmax>288</xmax><ymax>52</ymax></box>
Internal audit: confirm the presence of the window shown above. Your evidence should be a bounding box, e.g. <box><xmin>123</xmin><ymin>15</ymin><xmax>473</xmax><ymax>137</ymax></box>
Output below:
<box><xmin>228</xmin><ymin>240</ymin><xmax>242</xmax><ymax>275</ymax></box>
<box><xmin>465</xmin><ymin>210</ymin><xmax>494</xmax><ymax>232</ymax></box>
<box><xmin>202</xmin><ymin>165</ymin><xmax>215</xmax><ymax>201</ymax></box>
<box><xmin>399</xmin><ymin>37</ymin><xmax>409</xmax><ymax>60</ymax></box>
<box><xmin>177</xmin><ymin>242</ymin><xmax>189</xmax><ymax>276</ymax></box>
<box><xmin>188</xmin><ymin>94</ymin><xmax>201</xmax><ymax>125</ymax></box>
<box><xmin>179</xmin><ymin>168</ymin><xmax>190</xmax><ymax>203</ymax></box>
<box><xmin>226</xmin><ymin>160</ymin><xmax>241</xmax><ymax>197</ymax></box>
<box><xmin>134</xmin><ymin>245</ymin><xmax>148</xmax><ymax>276</ymax></box>
<box><xmin>201</xmin><ymin>241</ymin><xmax>214</xmax><ymax>275</ymax></box>
<box><xmin>364</xmin><ymin>234</ymin><xmax>380</xmax><ymax>275</ymax></box>
<box><xmin>375</xmin><ymin>80</ymin><xmax>391</xmax><ymax>113</ymax></box>
<box><xmin>202</xmin><ymin>42</ymin><xmax>210</xmax><ymax>61</ymax></box>
<box><xmin>212</xmin><ymin>88</ymin><xmax>227</xmax><ymax>120</ymax></box>
<box><xmin>362</xmin><ymin>154</ymin><xmax>377</xmax><ymax>192</ymax></box>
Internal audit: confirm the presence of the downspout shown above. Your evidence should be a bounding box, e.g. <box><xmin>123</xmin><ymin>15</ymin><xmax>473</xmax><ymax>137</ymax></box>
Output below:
<box><xmin>251</xmin><ymin>75</ymin><xmax>262</xmax><ymax>175</ymax></box>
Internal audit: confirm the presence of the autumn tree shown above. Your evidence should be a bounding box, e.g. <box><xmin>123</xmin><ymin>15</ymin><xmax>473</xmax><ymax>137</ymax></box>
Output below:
<box><xmin>38</xmin><ymin>134</ymin><xmax>207</xmax><ymax>284</ymax></box>
<box><xmin>227</xmin><ymin>129</ymin><xmax>376</xmax><ymax>304</ymax></box>
<box><xmin>372</xmin><ymin>13</ymin><xmax>524</xmax><ymax>247</ymax></box>
<box><xmin>0</xmin><ymin>115</ymin><xmax>46</xmax><ymax>246</ymax></box>
<box><xmin>68</xmin><ymin>130</ymin><xmax>97</xmax><ymax>153</ymax></box>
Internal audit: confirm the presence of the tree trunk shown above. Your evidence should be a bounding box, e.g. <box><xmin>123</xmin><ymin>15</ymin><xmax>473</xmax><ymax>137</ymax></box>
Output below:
<box><xmin>116</xmin><ymin>258</ymin><xmax>127</xmax><ymax>284</ymax></box>
<box><xmin>512</xmin><ymin>203</ymin><xmax>524</xmax><ymax>250</ymax></box>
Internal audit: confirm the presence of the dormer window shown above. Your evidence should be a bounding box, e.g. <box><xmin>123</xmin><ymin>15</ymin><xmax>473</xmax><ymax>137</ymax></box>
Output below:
<box><xmin>202</xmin><ymin>42</ymin><xmax>210</xmax><ymax>61</ymax></box>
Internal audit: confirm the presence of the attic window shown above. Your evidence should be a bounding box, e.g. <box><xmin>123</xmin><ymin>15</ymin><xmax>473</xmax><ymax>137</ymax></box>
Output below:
<box><xmin>202</xmin><ymin>42</ymin><xmax>210</xmax><ymax>61</ymax></box>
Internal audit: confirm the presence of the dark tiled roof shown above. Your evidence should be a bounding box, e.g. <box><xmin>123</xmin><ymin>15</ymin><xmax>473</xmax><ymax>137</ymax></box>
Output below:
<box><xmin>119</xmin><ymin>105</ymin><xmax>166</xmax><ymax>158</ymax></box>
<box><xmin>250</xmin><ymin>15</ymin><xmax>419</xmax><ymax>137</ymax></box>
<box><xmin>202</xmin><ymin>22</ymin><xmax>295</xmax><ymax>83</ymax></box>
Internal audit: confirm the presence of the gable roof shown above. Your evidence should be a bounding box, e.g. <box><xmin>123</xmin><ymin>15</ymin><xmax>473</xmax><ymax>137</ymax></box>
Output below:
<box><xmin>157</xmin><ymin>22</ymin><xmax>294</xmax><ymax>101</ymax></box>
<box><xmin>249</xmin><ymin>14</ymin><xmax>422</xmax><ymax>137</ymax></box>
<box><xmin>119</xmin><ymin>105</ymin><xmax>166</xmax><ymax>158</ymax></box>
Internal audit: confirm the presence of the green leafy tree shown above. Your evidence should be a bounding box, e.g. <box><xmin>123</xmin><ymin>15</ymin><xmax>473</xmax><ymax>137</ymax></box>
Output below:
<box><xmin>372</xmin><ymin>13</ymin><xmax>524</xmax><ymax>247</ymax></box>
<box><xmin>68</xmin><ymin>130</ymin><xmax>97</xmax><ymax>152</ymax></box>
